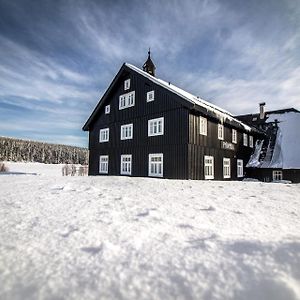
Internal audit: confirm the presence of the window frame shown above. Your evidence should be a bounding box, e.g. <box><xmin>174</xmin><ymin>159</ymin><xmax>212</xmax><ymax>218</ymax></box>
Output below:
<box><xmin>232</xmin><ymin>129</ymin><xmax>237</xmax><ymax>144</ymax></box>
<box><xmin>243</xmin><ymin>133</ymin><xmax>248</xmax><ymax>146</ymax></box>
<box><xmin>147</xmin><ymin>90</ymin><xmax>155</xmax><ymax>102</ymax></box>
<box><xmin>148</xmin><ymin>153</ymin><xmax>163</xmax><ymax>177</ymax></box>
<box><xmin>249</xmin><ymin>135</ymin><xmax>254</xmax><ymax>148</ymax></box>
<box><xmin>120</xmin><ymin>154</ymin><xmax>132</xmax><ymax>175</ymax></box>
<box><xmin>99</xmin><ymin>155</ymin><xmax>109</xmax><ymax>174</ymax></box>
<box><xmin>119</xmin><ymin>91</ymin><xmax>135</xmax><ymax>110</ymax></box>
<box><xmin>105</xmin><ymin>105</ymin><xmax>110</xmax><ymax>114</ymax></box>
<box><xmin>200</xmin><ymin>116</ymin><xmax>207</xmax><ymax>136</ymax></box>
<box><xmin>218</xmin><ymin>124</ymin><xmax>224</xmax><ymax>140</ymax></box>
<box><xmin>273</xmin><ymin>170</ymin><xmax>283</xmax><ymax>181</ymax></box>
<box><xmin>124</xmin><ymin>79</ymin><xmax>130</xmax><ymax>90</ymax></box>
<box><xmin>223</xmin><ymin>158</ymin><xmax>231</xmax><ymax>179</ymax></box>
<box><xmin>120</xmin><ymin>123</ymin><xmax>133</xmax><ymax>140</ymax></box>
<box><xmin>204</xmin><ymin>155</ymin><xmax>214</xmax><ymax>180</ymax></box>
<box><xmin>99</xmin><ymin>128</ymin><xmax>109</xmax><ymax>143</ymax></box>
<box><xmin>148</xmin><ymin>117</ymin><xmax>164</xmax><ymax>137</ymax></box>
<box><xmin>237</xmin><ymin>159</ymin><xmax>244</xmax><ymax>178</ymax></box>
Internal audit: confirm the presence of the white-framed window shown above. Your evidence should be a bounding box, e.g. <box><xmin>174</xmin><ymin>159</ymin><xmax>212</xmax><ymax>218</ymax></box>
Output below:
<box><xmin>200</xmin><ymin>116</ymin><xmax>207</xmax><ymax>136</ymax></box>
<box><xmin>204</xmin><ymin>156</ymin><xmax>214</xmax><ymax>180</ymax></box>
<box><xmin>249</xmin><ymin>135</ymin><xmax>254</xmax><ymax>148</ymax></box>
<box><xmin>105</xmin><ymin>105</ymin><xmax>110</xmax><ymax>114</ymax></box>
<box><xmin>243</xmin><ymin>133</ymin><xmax>248</xmax><ymax>146</ymax></box>
<box><xmin>119</xmin><ymin>91</ymin><xmax>135</xmax><ymax>110</ymax></box>
<box><xmin>124</xmin><ymin>79</ymin><xmax>130</xmax><ymax>90</ymax></box>
<box><xmin>147</xmin><ymin>90</ymin><xmax>155</xmax><ymax>102</ymax></box>
<box><xmin>148</xmin><ymin>153</ymin><xmax>163</xmax><ymax>177</ymax></box>
<box><xmin>99</xmin><ymin>155</ymin><xmax>109</xmax><ymax>174</ymax></box>
<box><xmin>218</xmin><ymin>124</ymin><xmax>224</xmax><ymax>140</ymax></box>
<box><xmin>223</xmin><ymin>158</ymin><xmax>231</xmax><ymax>178</ymax></box>
<box><xmin>120</xmin><ymin>154</ymin><xmax>132</xmax><ymax>175</ymax></box>
<box><xmin>148</xmin><ymin>117</ymin><xmax>164</xmax><ymax>136</ymax></box>
<box><xmin>121</xmin><ymin>123</ymin><xmax>133</xmax><ymax>140</ymax></box>
<box><xmin>232</xmin><ymin>129</ymin><xmax>237</xmax><ymax>144</ymax></box>
<box><xmin>237</xmin><ymin>159</ymin><xmax>244</xmax><ymax>178</ymax></box>
<box><xmin>99</xmin><ymin>128</ymin><xmax>109</xmax><ymax>143</ymax></box>
<box><xmin>273</xmin><ymin>170</ymin><xmax>283</xmax><ymax>181</ymax></box>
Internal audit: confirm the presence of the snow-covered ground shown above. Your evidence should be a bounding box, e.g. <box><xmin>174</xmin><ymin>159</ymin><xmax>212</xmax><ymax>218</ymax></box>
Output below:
<box><xmin>0</xmin><ymin>163</ymin><xmax>300</xmax><ymax>300</ymax></box>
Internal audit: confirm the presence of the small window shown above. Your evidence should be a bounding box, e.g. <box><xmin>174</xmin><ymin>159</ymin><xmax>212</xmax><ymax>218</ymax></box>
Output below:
<box><xmin>99</xmin><ymin>128</ymin><xmax>109</xmax><ymax>143</ymax></box>
<box><xmin>237</xmin><ymin>159</ymin><xmax>243</xmax><ymax>178</ymax></box>
<box><xmin>232</xmin><ymin>129</ymin><xmax>237</xmax><ymax>144</ymax></box>
<box><xmin>249</xmin><ymin>135</ymin><xmax>254</xmax><ymax>148</ymax></box>
<box><xmin>200</xmin><ymin>116</ymin><xmax>207</xmax><ymax>136</ymax></box>
<box><xmin>149</xmin><ymin>153</ymin><xmax>163</xmax><ymax>177</ymax></box>
<box><xmin>243</xmin><ymin>133</ymin><xmax>248</xmax><ymax>146</ymax></box>
<box><xmin>121</xmin><ymin>123</ymin><xmax>133</xmax><ymax>140</ymax></box>
<box><xmin>147</xmin><ymin>90</ymin><xmax>155</xmax><ymax>102</ymax></box>
<box><xmin>223</xmin><ymin>158</ymin><xmax>231</xmax><ymax>179</ymax></box>
<box><xmin>119</xmin><ymin>91</ymin><xmax>135</xmax><ymax>110</ymax></box>
<box><xmin>148</xmin><ymin>117</ymin><xmax>164</xmax><ymax>136</ymax></box>
<box><xmin>124</xmin><ymin>79</ymin><xmax>130</xmax><ymax>90</ymax></box>
<box><xmin>218</xmin><ymin>124</ymin><xmax>224</xmax><ymax>140</ymax></box>
<box><xmin>204</xmin><ymin>156</ymin><xmax>214</xmax><ymax>180</ymax></box>
<box><xmin>273</xmin><ymin>170</ymin><xmax>283</xmax><ymax>181</ymax></box>
<box><xmin>99</xmin><ymin>155</ymin><xmax>109</xmax><ymax>174</ymax></box>
<box><xmin>105</xmin><ymin>105</ymin><xmax>110</xmax><ymax>114</ymax></box>
<box><xmin>120</xmin><ymin>154</ymin><xmax>132</xmax><ymax>175</ymax></box>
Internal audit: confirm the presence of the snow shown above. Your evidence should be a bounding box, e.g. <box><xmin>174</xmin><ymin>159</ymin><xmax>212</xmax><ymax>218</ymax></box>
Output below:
<box><xmin>246</xmin><ymin>140</ymin><xmax>264</xmax><ymax>168</ymax></box>
<box><xmin>1</xmin><ymin>163</ymin><xmax>300</xmax><ymax>300</ymax></box>
<box><xmin>125</xmin><ymin>63</ymin><xmax>252</xmax><ymax>132</ymax></box>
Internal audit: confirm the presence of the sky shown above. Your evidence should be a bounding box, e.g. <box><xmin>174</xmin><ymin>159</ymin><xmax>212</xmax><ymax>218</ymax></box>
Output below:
<box><xmin>0</xmin><ymin>0</ymin><xmax>299</xmax><ymax>147</ymax></box>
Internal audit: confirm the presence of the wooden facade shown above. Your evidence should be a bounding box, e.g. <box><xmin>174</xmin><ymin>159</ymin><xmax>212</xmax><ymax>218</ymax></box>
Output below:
<box><xmin>83</xmin><ymin>62</ymin><xmax>259</xmax><ymax>180</ymax></box>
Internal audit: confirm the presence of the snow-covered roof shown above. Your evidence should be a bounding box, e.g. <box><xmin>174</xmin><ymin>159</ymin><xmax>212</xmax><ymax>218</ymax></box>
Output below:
<box><xmin>125</xmin><ymin>63</ymin><xmax>252</xmax><ymax>131</ymax></box>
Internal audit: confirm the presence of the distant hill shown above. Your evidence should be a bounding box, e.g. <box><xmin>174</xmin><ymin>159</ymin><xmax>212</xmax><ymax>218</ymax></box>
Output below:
<box><xmin>0</xmin><ymin>136</ymin><xmax>88</xmax><ymax>164</ymax></box>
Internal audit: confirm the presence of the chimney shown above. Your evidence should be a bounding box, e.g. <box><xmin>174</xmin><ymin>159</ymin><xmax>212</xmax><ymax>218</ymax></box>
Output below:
<box><xmin>259</xmin><ymin>102</ymin><xmax>266</xmax><ymax>119</ymax></box>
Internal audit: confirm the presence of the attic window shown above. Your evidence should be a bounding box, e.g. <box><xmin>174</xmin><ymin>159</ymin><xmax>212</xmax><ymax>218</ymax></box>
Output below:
<box><xmin>232</xmin><ymin>129</ymin><xmax>237</xmax><ymax>144</ymax></box>
<box><xmin>147</xmin><ymin>90</ymin><xmax>155</xmax><ymax>102</ymax></box>
<box><xmin>249</xmin><ymin>135</ymin><xmax>254</xmax><ymax>148</ymax></box>
<box><xmin>218</xmin><ymin>124</ymin><xmax>224</xmax><ymax>140</ymax></box>
<box><xmin>105</xmin><ymin>105</ymin><xmax>110</xmax><ymax>114</ymax></box>
<box><xmin>124</xmin><ymin>79</ymin><xmax>130</xmax><ymax>90</ymax></box>
<box><xmin>243</xmin><ymin>133</ymin><xmax>248</xmax><ymax>146</ymax></box>
<box><xmin>200</xmin><ymin>117</ymin><xmax>207</xmax><ymax>136</ymax></box>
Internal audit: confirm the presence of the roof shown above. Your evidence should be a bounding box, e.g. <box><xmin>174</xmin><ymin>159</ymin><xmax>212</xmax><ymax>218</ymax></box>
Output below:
<box><xmin>83</xmin><ymin>63</ymin><xmax>253</xmax><ymax>132</ymax></box>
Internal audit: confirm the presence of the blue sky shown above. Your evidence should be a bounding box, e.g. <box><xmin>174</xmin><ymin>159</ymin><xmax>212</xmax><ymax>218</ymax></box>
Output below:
<box><xmin>0</xmin><ymin>0</ymin><xmax>299</xmax><ymax>147</ymax></box>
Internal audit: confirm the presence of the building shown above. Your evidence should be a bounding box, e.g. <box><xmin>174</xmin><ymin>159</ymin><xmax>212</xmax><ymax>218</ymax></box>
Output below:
<box><xmin>83</xmin><ymin>52</ymin><xmax>262</xmax><ymax>180</ymax></box>
<box><xmin>236</xmin><ymin>105</ymin><xmax>300</xmax><ymax>183</ymax></box>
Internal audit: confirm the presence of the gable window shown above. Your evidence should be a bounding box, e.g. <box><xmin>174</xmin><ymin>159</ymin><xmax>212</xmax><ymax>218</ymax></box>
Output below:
<box><xmin>105</xmin><ymin>105</ymin><xmax>110</xmax><ymax>114</ymax></box>
<box><xmin>124</xmin><ymin>79</ymin><xmax>130</xmax><ymax>90</ymax></box>
<box><xmin>218</xmin><ymin>124</ymin><xmax>224</xmax><ymax>140</ymax></box>
<box><xmin>273</xmin><ymin>170</ymin><xmax>283</xmax><ymax>181</ymax></box>
<box><xmin>148</xmin><ymin>153</ymin><xmax>163</xmax><ymax>177</ymax></box>
<box><xmin>147</xmin><ymin>90</ymin><xmax>155</xmax><ymax>102</ymax></box>
<box><xmin>249</xmin><ymin>135</ymin><xmax>254</xmax><ymax>148</ymax></box>
<box><xmin>120</xmin><ymin>154</ymin><xmax>132</xmax><ymax>175</ymax></box>
<box><xmin>237</xmin><ymin>159</ymin><xmax>244</xmax><ymax>178</ymax></box>
<box><xmin>232</xmin><ymin>129</ymin><xmax>237</xmax><ymax>144</ymax></box>
<box><xmin>119</xmin><ymin>91</ymin><xmax>135</xmax><ymax>110</ymax></box>
<box><xmin>121</xmin><ymin>123</ymin><xmax>133</xmax><ymax>140</ymax></box>
<box><xmin>99</xmin><ymin>128</ymin><xmax>109</xmax><ymax>143</ymax></box>
<box><xmin>204</xmin><ymin>156</ymin><xmax>214</xmax><ymax>180</ymax></box>
<box><xmin>148</xmin><ymin>117</ymin><xmax>164</xmax><ymax>136</ymax></box>
<box><xmin>223</xmin><ymin>158</ymin><xmax>231</xmax><ymax>179</ymax></box>
<box><xmin>200</xmin><ymin>116</ymin><xmax>207</xmax><ymax>136</ymax></box>
<box><xmin>99</xmin><ymin>155</ymin><xmax>109</xmax><ymax>174</ymax></box>
<box><xmin>243</xmin><ymin>133</ymin><xmax>248</xmax><ymax>146</ymax></box>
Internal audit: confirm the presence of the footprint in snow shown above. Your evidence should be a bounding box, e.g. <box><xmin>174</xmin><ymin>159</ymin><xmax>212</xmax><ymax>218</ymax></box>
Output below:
<box><xmin>199</xmin><ymin>206</ymin><xmax>216</xmax><ymax>212</ymax></box>
<box><xmin>233</xmin><ymin>210</ymin><xmax>243</xmax><ymax>215</ymax></box>
<box><xmin>136</xmin><ymin>211</ymin><xmax>149</xmax><ymax>217</ymax></box>
<box><xmin>60</xmin><ymin>226</ymin><xmax>79</xmax><ymax>238</ymax></box>
<box><xmin>81</xmin><ymin>244</ymin><xmax>103</xmax><ymax>255</ymax></box>
<box><xmin>177</xmin><ymin>223</ymin><xmax>194</xmax><ymax>229</ymax></box>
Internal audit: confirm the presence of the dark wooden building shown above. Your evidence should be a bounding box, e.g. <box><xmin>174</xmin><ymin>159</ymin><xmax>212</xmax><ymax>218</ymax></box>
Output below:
<box><xmin>83</xmin><ymin>52</ymin><xmax>261</xmax><ymax>180</ymax></box>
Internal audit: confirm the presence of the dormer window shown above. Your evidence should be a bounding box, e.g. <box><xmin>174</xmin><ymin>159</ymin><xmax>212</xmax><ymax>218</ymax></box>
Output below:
<box><xmin>147</xmin><ymin>90</ymin><xmax>155</xmax><ymax>102</ymax></box>
<box><xmin>105</xmin><ymin>105</ymin><xmax>110</xmax><ymax>114</ymax></box>
<box><xmin>124</xmin><ymin>79</ymin><xmax>130</xmax><ymax>90</ymax></box>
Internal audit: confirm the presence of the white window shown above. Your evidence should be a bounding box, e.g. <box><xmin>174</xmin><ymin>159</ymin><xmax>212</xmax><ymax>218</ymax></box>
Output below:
<box><xmin>232</xmin><ymin>129</ymin><xmax>237</xmax><ymax>144</ymax></box>
<box><xmin>249</xmin><ymin>135</ymin><xmax>254</xmax><ymax>148</ymax></box>
<box><xmin>99</xmin><ymin>155</ymin><xmax>108</xmax><ymax>174</ymax></box>
<box><xmin>273</xmin><ymin>170</ymin><xmax>283</xmax><ymax>181</ymax></box>
<box><xmin>105</xmin><ymin>105</ymin><xmax>110</xmax><ymax>114</ymax></box>
<box><xmin>218</xmin><ymin>124</ymin><xmax>224</xmax><ymax>140</ymax></box>
<box><xmin>99</xmin><ymin>128</ymin><xmax>109</xmax><ymax>143</ymax></box>
<box><xmin>200</xmin><ymin>116</ymin><xmax>207</xmax><ymax>136</ymax></box>
<box><xmin>204</xmin><ymin>156</ymin><xmax>214</xmax><ymax>180</ymax></box>
<box><xmin>147</xmin><ymin>90</ymin><xmax>155</xmax><ymax>102</ymax></box>
<box><xmin>149</xmin><ymin>154</ymin><xmax>163</xmax><ymax>177</ymax></box>
<box><xmin>119</xmin><ymin>91</ymin><xmax>135</xmax><ymax>110</ymax></box>
<box><xmin>223</xmin><ymin>158</ymin><xmax>231</xmax><ymax>179</ymax></box>
<box><xmin>243</xmin><ymin>133</ymin><xmax>248</xmax><ymax>146</ymax></box>
<box><xmin>124</xmin><ymin>79</ymin><xmax>130</xmax><ymax>90</ymax></box>
<box><xmin>120</xmin><ymin>154</ymin><xmax>132</xmax><ymax>175</ymax></box>
<box><xmin>148</xmin><ymin>117</ymin><xmax>164</xmax><ymax>136</ymax></box>
<box><xmin>237</xmin><ymin>159</ymin><xmax>244</xmax><ymax>178</ymax></box>
<box><xmin>121</xmin><ymin>123</ymin><xmax>133</xmax><ymax>140</ymax></box>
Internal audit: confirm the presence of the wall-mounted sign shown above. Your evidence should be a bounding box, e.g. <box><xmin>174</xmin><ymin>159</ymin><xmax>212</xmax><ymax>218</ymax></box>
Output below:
<box><xmin>221</xmin><ymin>141</ymin><xmax>235</xmax><ymax>151</ymax></box>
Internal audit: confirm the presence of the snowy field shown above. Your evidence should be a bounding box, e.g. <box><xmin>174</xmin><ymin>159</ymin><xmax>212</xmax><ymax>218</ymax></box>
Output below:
<box><xmin>0</xmin><ymin>163</ymin><xmax>300</xmax><ymax>300</ymax></box>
